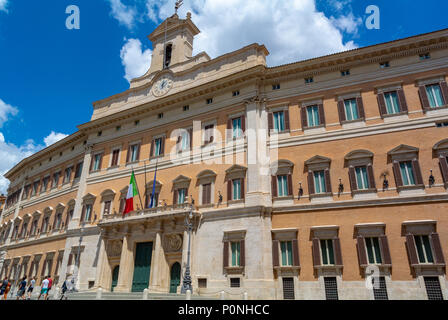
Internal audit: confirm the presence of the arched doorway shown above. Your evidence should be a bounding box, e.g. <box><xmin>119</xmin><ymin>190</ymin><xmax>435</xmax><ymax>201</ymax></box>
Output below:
<box><xmin>111</xmin><ymin>265</ymin><xmax>119</xmax><ymax>292</ymax></box>
<box><xmin>169</xmin><ymin>262</ymin><xmax>181</xmax><ymax>294</ymax></box>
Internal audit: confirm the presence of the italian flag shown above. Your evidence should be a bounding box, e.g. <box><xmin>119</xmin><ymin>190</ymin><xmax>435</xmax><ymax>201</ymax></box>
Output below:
<box><xmin>123</xmin><ymin>170</ymin><xmax>139</xmax><ymax>215</ymax></box>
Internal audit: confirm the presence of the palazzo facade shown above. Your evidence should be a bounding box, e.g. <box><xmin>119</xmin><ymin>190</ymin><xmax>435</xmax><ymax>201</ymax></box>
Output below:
<box><xmin>1</xmin><ymin>14</ymin><xmax>448</xmax><ymax>300</ymax></box>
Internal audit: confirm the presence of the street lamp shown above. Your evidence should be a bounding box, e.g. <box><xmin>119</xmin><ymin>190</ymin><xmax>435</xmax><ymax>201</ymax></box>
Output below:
<box><xmin>180</xmin><ymin>199</ymin><xmax>194</xmax><ymax>294</ymax></box>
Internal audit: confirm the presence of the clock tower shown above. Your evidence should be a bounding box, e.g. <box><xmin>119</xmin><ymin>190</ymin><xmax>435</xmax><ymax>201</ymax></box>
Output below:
<box><xmin>146</xmin><ymin>12</ymin><xmax>200</xmax><ymax>74</ymax></box>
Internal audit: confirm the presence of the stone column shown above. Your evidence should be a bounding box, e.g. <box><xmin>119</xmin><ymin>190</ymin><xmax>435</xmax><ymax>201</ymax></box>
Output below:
<box><xmin>114</xmin><ymin>228</ymin><xmax>133</xmax><ymax>293</ymax></box>
<box><xmin>149</xmin><ymin>230</ymin><xmax>163</xmax><ymax>292</ymax></box>
<box><xmin>95</xmin><ymin>235</ymin><xmax>111</xmax><ymax>291</ymax></box>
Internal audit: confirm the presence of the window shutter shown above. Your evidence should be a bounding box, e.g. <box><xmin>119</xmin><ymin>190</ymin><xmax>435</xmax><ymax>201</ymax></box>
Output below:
<box><xmin>271</xmin><ymin>176</ymin><xmax>278</xmax><ymax>198</ymax></box>
<box><xmin>439</xmin><ymin>155</ymin><xmax>448</xmax><ymax>183</ymax></box>
<box><xmin>223</xmin><ymin>241</ymin><xmax>229</xmax><ymax>268</ymax></box>
<box><xmin>333</xmin><ymin>238</ymin><xmax>343</xmax><ymax>266</ymax></box>
<box><xmin>348</xmin><ymin>167</ymin><xmax>357</xmax><ymax>192</ymax></box>
<box><xmin>268</xmin><ymin>113</ymin><xmax>274</xmax><ymax>135</ymax></box>
<box><xmin>241</xmin><ymin>116</ymin><xmax>246</xmax><ymax>134</ymax></box>
<box><xmin>272</xmin><ymin>240</ymin><xmax>279</xmax><ymax>267</ymax></box>
<box><xmin>337</xmin><ymin>100</ymin><xmax>346</xmax><ymax>123</ymax></box>
<box><xmin>227</xmin><ymin>180</ymin><xmax>232</xmax><ymax>202</ymax></box>
<box><xmin>292</xmin><ymin>239</ymin><xmax>300</xmax><ymax>267</ymax></box>
<box><xmin>406</xmin><ymin>234</ymin><xmax>419</xmax><ymax>265</ymax></box>
<box><xmin>202</xmin><ymin>184</ymin><xmax>207</xmax><ymax>205</ymax></box>
<box><xmin>80</xmin><ymin>206</ymin><xmax>86</xmax><ymax>223</ymax></box>
<box><xmin>312</xmin><ymin>238</ymin><xmax>321</xmax><ymax>266</ymax></box>
<box><xmin>318</xmin><ymin>104</ymin><xmax>326</xmax><ymax>126</ymax></box>
<box><xmin>98</xmin><ymin>154</ymin><xmax>103</xmax><ymax>171</ymax></box>
<box><xmin>284</xmin><ymin>109</ymin><xmax>290</xmax><ymax>131</ymax></box>
<box><xmin>301</xmin><ymin>107</ymin><xmax>307</xmax><ymax>129</ymax></box>
<box><xmin>160</xmin><ymin>137</ymin><xmax>165</xmax><ymax>155</ymax></box>
<box><xmin>176</xmin><ymin>135</ymin><xmax>182</xmax><ymax>153</ymax></box>
<box><xmin>287</xmin><ymin>174</ymin><xmax>293</xmax><ymax>196</ymax></box>
<box><xmin>440</xmin><ymin>81</ymin><xmax>448</xmax><ymax>105</ymax></box>
<box><xmin>307</xmin><ymin>171</ymin><xmax>315</xmax><ymax>195</ymax></box>
<box><xmin>397</xmin><ymin>89</ymin><xmax>408</xmax><ymax>112</ymax></box>
<box><xmin>418</xmin><ymin>86</ymin><xmax>430</xmax><ymax>111</ymax></box>
<box><xmin>89</xmin><ymin>156</ymin><xmax>94</xmax><ymax>172</ymax></box>
<box><xmin>367</xmin><ymin>164</ymin><xmax>376</xmax><ymax>189</ymax></box>
<box><xmin>430</xmin><ymin>233</ymin><xmax>445</xmax><ymax>265</ymax></box>
<box><xmin>126</xmin><ymin>145</ymin><xmax>131</xmax><ymax>163</ymax></box>
<box><xmin>150</xmin><ymin>140</ymin><xmax>155</xmax><ymax>157</ymax></box>
<box><xmin>241</xmin><ymin>178</ymin><xmax>245</xmax><ymax>200</ymax></box>
<box><xmin>377</xmin><ymin>93</ymin><xmax>387</xmax><ymax>117</ymax></box>
<box><xmin>412</xmin><ymin>160</ymin><xmax>424</xmax><ymax>185</ymax></box>
<box><xmin>324</xmin><ymin>169</ymin><xmax>332</xmax><ymax>193</ymax></box>
<box><xmin>173</xmin><ymin>189</ymin><xmax>178</xmax><ymax>205</ymax></box>
<box><xmin>356</xmin><ymin>236</ymin><xmax>368</xmax><ymax>266</ymax></box>
<box><xmin>188</xmin><ymin>128</ymin><xmax>193</xmax><ymax>150</ymax></box>
<box><xmin>392</xmin><ymin>161</ymin><xmax>403</xmax><ymax>188</ymax></box>
<box><xmin>240</xmin><ymin>240</ymin><xmax>246</xmax><ymax>267</ymax></box>
<box><xmin>379</xmin><ymin>235</ymin><xmax>392</xmax><ymax>265</ymax></box>
<box><xmin>227</xmin><ymin>119</ymin><xmax>232</xmax><ymax>141</ymax></box>
<box><xmin>356</xmin><ymin>97</ymin><xmax>366</xmax><ymax>119</ymax></box>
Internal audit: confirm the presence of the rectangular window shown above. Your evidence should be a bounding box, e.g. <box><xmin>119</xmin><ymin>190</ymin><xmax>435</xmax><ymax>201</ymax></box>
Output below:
<box><xmin>344</xmin><ymin>99</ymin><xmax>359</xmax><ymax>121</ymax></box>
<box><xmin>231</xmin><ymin>241</ymin><xmax>241</xmax><ymax>267</ymax></box>
<box><xmin>355</xmin><ymin>166</ymin><xmax>369</xmax><ymax>190</ymax></box>
<box><xmin>313</xmin><ymin>171</ymin><xmax>326</xmax><ymax>194</ymax></box>
<box><xmin>180</xmin><ymin>131</ymin><xmax>190</xmax><ymax>151</ymax></box>
<box><xmin>202</xmin><ymin>183</ymin><xmax>211</xmax><ymax>205</ymax></box>
<box><xmin>277</xmin><ymin>175</ymin><xmax>288</xmax><ymax>197</ymax></box>
<box><xmin>232</xmin><ymin>90</ymin><xmax>240</xmax><ymax>97</ymax></box>
<box><xmin>324</xmin><ymin>277</ymin><xmax>339</xmax><ymax>300</ymax></box>
<box><xmin>272</xmin><ymin>84</ymin><xmax>280</xmax><ymax>90</ymax></box>
<box><xmin>320</xmin><ymin>239</ymin><xmax>335</xmax><ymax>265</ymax></box>
<box><xmin>400</xmin><ymin>161</ymin><xmax>416</xmax><ymax>186</ymax></box>
<box><xmin>147</xmin><ymin>193</ymin><xmax>159</xmax><ymax>208</ymax></box>
<box><xmin>230</xmin><ymin>278</ymin><xmax>241</xmax><ymax>288</ymax></box>
<box><xmin>273</xmin><ymin>111</ymin><xmax>285</xmax><ymax>133</ymax></box>
<box><xmin>426</xmin><ymin>84</ymin><xmax>445</xmax><ymax>108</ymax></box>
<box><xmin>52</xmin><ymin>172</ymin><xmax>60</xmax><ymax>188</ymax></box>
<box><xmin>424</xmin><ymin>277</ymin><xmax>443</xmax><ymax>300</ymax></box>
<box><xmin>42</xmin><ymin>216</ymin><xmax>49</xmax><ymax>233</ymax></box>
<box><xmin>42</xmin><ymin>177</ymin><xmax>49</xmax><ymax>192</ymax></box>
<box><xmin>414</xmin><ymin>235</ymin><xmax>434</xmax><ymax>264</ymax></box>
<box><xmin>129</xmin><ymin>144</ymin><xmax>139</xmax><ymax>162</ymax></box>
<box><xmin>282</xmin><ymin>277</ymin><xmax>295</xmax><ymax>300</ymax></box>
<box><xmin>64</xmin><ymin>167</ymin><xmax>72</xmax><ymax>183</ymax></box>
<box><xmin>419</xmin><ymin>53</ymin><xmax>431</xmax><ymax>60</ymax></box>
<box><xmin>341</xmin><ymin>70</ymin><xmax>350</xmax><ymax>76</ymax></box>
<box><xmin>32</xmin><ymin>181</ymin><xmax>39</xmax><ymax>196</ymax></box>
<box><xmin>280</xmin><ymin>241</ymin><xmax>293</xmax><ymax>266</ymax></box>
<box><xmin>154</xmin><ymin>138</ymin><xmax>163</xmax><ymax>156</ymax></box>
<box><xmin>232</xmin><ymin>117</ymin><xmax>242</xmax><ymax>139</ymax></box>
<box><xmin>92</xmin><ymin>154</ymin><xmax>102</xmax><ymax>171</ymax></box>
<box><xmin>198</xmin><ymin>279</ymin><xmax>207</xmax><ymax>288</ymax></box>
<box><xmin>384</xmin><ymin>91</ymin><xmax>400</xmax><ymax>114</ymax></box>
<box><xmin>305</xmin><ymin>77</ymin><xmax>314</xmax><ymax>84</ymax></box>
<box><xmin>111</xmin><ymin>149</ymin><xmax>120</xmax><ymax>166</ymax></box>
<box><xmin>74</xmin><ymin>162</ymin><xmax>83</xmax><ymax>179</ymax></box>
<box><xmin>372</xmin><ymin>277</ymin><xmax>389</xmax><ymax>300</ymax></box>
<box><xmin>84</xmin><ymin>204</ymin><xmax>92</xmax><ymax>222</ymax></box>
<box><xmin>103</xmin><ymin>201</ymin><xmax>111</xmax><ymax>215</ymax></box>
<box><xmin>55</xmin><ymin>213</ymin><xmax>62</xmax><ymax>230</ymax></box>
<box><xmin>206</xmin><ymin>98</ymin><xmax>213</xmax><ymax>104</ymax></box>
<box><xmin>204</xmin><ymin>124</ymin><xmax>214</xmax><ymax>145</ymax></box>
<box><xmin>306</xmin><ymin>105</ymin><xmax>320</xmax><ymax>127</ymax></box>
<box><xmin>232</xmin><ymin>179</ymin><xmax>242</xmax><ymax>200</ymax></box>
<box><xmin>177</xmin><ymin>188</ymin><xmax>187</xmax><ymax>205</ymax></box>
<box><xmin>380</xmin><ymin>62</ymin><xmax>390</xmax><ymax>68</ymax></box>
<box><xmin>365</xmin><ymin>237</ymin><xmax>382</xmax><ymax>264</ymax></box>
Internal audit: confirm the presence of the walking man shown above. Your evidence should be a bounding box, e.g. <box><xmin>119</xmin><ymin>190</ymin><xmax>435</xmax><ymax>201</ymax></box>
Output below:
<box><xmin>16</xmin><ymin>276</ymin><xmax>27</xmax><ymax>300</ymax></box>
<box><xmin>37</xmin><ymin>276</ymin><xmax>49</xmax><ymax>300</ymax></box>
<box><xmin>26</xmin><ymin>276</ymin><xmax>35</xmax><ymax>300</ymax></box>
<box><xmin>45</xmin><ymin>275</ymin><xmax>52</xmax><ymax>300</ymax></box>
<box><xmin>0</xmin><ymin>277</ymin><xmax>8</xmax><ymax>300</ymax></box>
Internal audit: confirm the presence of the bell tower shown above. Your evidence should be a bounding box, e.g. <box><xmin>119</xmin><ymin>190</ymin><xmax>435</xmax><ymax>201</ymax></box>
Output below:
<box><xmin>147</xmin><ymin>12</ymin><xmax>200</xmax><ymax>74</ymax></box>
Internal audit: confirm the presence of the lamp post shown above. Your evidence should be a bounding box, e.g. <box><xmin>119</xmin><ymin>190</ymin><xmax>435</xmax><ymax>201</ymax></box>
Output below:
<box><xmin>180</xmin><ymin>200</ymin><xmax>193</xmax><ymax>294</ymax></box>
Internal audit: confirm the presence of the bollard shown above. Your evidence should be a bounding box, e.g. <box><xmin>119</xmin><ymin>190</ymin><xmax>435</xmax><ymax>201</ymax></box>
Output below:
<box><xmin>243</xmin><ymin>292</ymin><xmax>248</xmax><ymax>300</ymax></box>
<box><xmin>219</xmin><ymin>291</ymin><xmax>225</xmax><ymax>300</ymax></box>
<box><xmin>143</xmin><ymin>288</ymin><xmax>149</xmax><ymax>300</ymax></box>
<box><xmin>186</xmin><ymin>290</ymin><xmax>191</xmax><ymax>300</ymax></box>
<box><xmin>96</xmin><ymin>287</ymin><xmax>103</xmax><ymax>300</ymax></box>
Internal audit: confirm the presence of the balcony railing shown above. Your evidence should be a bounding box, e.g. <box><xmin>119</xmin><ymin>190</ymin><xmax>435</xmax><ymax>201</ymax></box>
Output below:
<box><xmin>100</xmin><ymin>203</ymin><xmax>194</xmax><ymax>222</ymax></box>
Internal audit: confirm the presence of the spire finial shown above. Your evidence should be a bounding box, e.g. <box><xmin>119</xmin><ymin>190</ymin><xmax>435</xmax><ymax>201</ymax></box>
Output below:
<box><xmin>175</xmin><ymin>0</ymin><xmax>183</xmax><ymax>14</ymax></box>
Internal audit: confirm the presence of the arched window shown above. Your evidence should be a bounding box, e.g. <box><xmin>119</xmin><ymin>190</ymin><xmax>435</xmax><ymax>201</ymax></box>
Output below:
<box><xmin>164</xmin><ymin>44</ymin><xmax>172</xmax><ymax>68</ymax></box>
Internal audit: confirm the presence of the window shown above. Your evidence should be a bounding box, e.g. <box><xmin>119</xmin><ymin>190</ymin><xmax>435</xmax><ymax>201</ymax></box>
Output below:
<box><xmin>30</xmin><ymin>220</ymin><xmax>38</xmax><ymax>236</ymax></box>
<box><xmin>158</xmin><ymin>113</ymin><xmax>164</xmax><ymax>119</ymax></box>
<box><xmin>365</xmin><ymin>237</ymin><xmax>382</xmax><ymax>264</ymax></box>
<box><xmin>313</xmin><ymin>171</ymin><xmax>326</xmax><ymax>194</ymax></box>
<box><xmin>146</xmin><ymin>192</ymin><xmax>159</xmax><ymax>208</ymax></box>
<box><xmin>341</xmin><ymin>70</ymin><xmax>350</xmax><ymax>77</ymax></box>
<box><xmin>380</xmin><ymin>62</ymin><xmax>390</xmax><ymax>68</ymax></box>
<box><xmin>232</xmin><ymin>90</ymin><xmax>240</xmax><ymax>97</ymax></box>
<box><xmin>384</xmin><ymin>91</ymin><xmax>400</xmax><ymax>114</ymax></box>
<box><xmin>41</xmin><ymin>216</ymin><xmax>49</xmax><ymax>233</ymax></box>
<box><xmin>426</xmin><ymin>84</ymin><xmax>444</xmax><ymax>108</ymax></box>
<box><xmin>116</xmin><ymin>126</ymin><xmax>121</xmax><ymax>131</ymax></box>
<box><xmin>232</xmin><ymin>179</ymin><xmax>242</xmax><ymax>200</ymax></box>
<box><xmin>424</xmin><ymin>277</ymin><xmax>443</xmax><ymax>300</ymax></box>
<box><xmin>414</xmin><ymin>235</ymin><xmax>434</xmax><ymax>264</ymax></box>
<box><xmin>177</xmin><ymin>188</ymin><xmax>187</xmax><ymax>205</ymax></box>
<box><xmin>54</xmin><ymin>213</ymin><xmax>62</xmax><ymax>230</ymax></box>
<box><xmin>399</xmin><ymin>161</ymin><xmax>416</xmax><ymax>186</ymax></box>
<box><xmin>273</xmin><ymin>111</ymin><xmax>285</xmax><ymax>133</ymax></box>
<box><xmin>355</xmin><ymin>166</ymin><xmax>369</xmax><ymax>190</ymax></box>
<box><xmin>272</xmin><ymin>84</ymin><xmax>280</xmax><ymax>90</ymax></box>
<box><xmin>183</xmin><ymin>105</ymin><xmax>189</xmax><ymax>112</ymax></box>
<box><xmin>419</xmin><ymin>53</ymin><xmax>431</xmax><ymax>60</ymax></box>
<box><xmin>202</xmin><ymin>183</ymin><xmax>211</xmax><ymax>205</ymax></box>
<box><xmin>280</xmin><ymin>241</ymin><xmax>293</xmax><ymax>266</ymax></box>
<box><xmin>180</xmin><ymin>131</ymin><xmax>190</xmax><ymax>151</ymax></box>
<box><xmin>52</xmin><ymin>172</ymin><xmax>60</xmax><ymax>188</ymax></box>
<box><xmin>206</xmin><ymin>98</ymin><xmax>213</xmax><ymax>104</ymax></box>
<box><xmin>372</xmin><ymin>277</ymin><xmax>388</xmax><ymax>300</ymax></box>
<box><xmin>344</xmin><ymin>99</ymin><xmax>359</xmax><ymax>121</ymax></box>
<box><xmin>20</xmin><ymin>223</ymin><xmax>28</xmax><ymax>238</ymax></box>
<box><xmin>128</xmin><ymin>144</ymin><xmax>140</xmax><ymax>163</ymax></box>
<box><xmin>306</xmin><ymin>105</ymin><xmax>320</xmax><ymax>127</ymax></box>
<box><xmin>111</xmin><ymin>149</ymin><xmax>120</xmax><ymax>166</ymax></box>
<box><xmin>320</xmin><ymin>239</ymin><xmax>335</xmax><ymax>265</ymax></box>
<box><xmin>42</xmin><ymin>177</ymin><xmax>50</xmax><ymax>192</ymax></box>
<box><xmin>103</xmin><ymin>201</ymin><xmax>111</xmax><ymax>215</ymax></box>
<box><xmin>277</xmin><ymin>175</ymin><xmax>288</xmax><ymax>197</ymax></box>
<box><xmin>282</xmin><ymin>278</ymin><xmax>295</xmax><ymax>300</ymax></box>
<box><xmin>198</xmin><ymin>279</ymin><xmax>207</xmax><ymax>288</ymax></box>
<box><xmin>74</xmin><ymin>162</ymin><xmax>83</xmax><ymax>179</ymax></box>
<box><xmin>230</xmin><ymin>278</ymin><xmax>240</xmax><ymax>288</ymax></box>
<box><xmin>436</xmin><ymin>122</ymin><xmax>448</xmax><ymax>128</ymax></box>
<box><xmin>153</xmin><ymin>138</ymin><xmax>164</xmax><ymax>157</ymax></box>
<box><xmin>204</xmin><ymin>124</ymin><xmax>214</xmax><ymax>145</ymax></box>
<box><xmin>64</xmin><ymin>167</ymin><xmax>72</xmax><ymax>183</ymax></box>
<box><xmin>324</xmin><ymin>277</ymin><xmax>338</xmax><ymax>300</ymax></box>
<box><xmin>231</xmin><ymin>241</ymin><xmax>241</xmax><ymax>267</ymax></box>
<box><xmin>97</xmin><ymin>131</ymin><xmax>102</xmax><ymax>137</ymax></box>
<box><xmin>92</xmin><ymin>154</ymin><xmax>102</xmax><ymax>171</ymax></box>
<box><xmin>32</xmin><ymin>181</ymin><xmax>39</xmax><ymax>196</ymax></box>
<box><xmin>232</xmin><ymin>117</ymin><xmax>242</xmax><ymax>139</ymax></box>
<box><xmin>305</xmin><ymin>77</ymin><xmax>314</xmax><ymax>84</ymax></box>
<box><xmin>83</xmin><ymin>204</ymin><xmax>92</xmax><ymax>222</ymax></box>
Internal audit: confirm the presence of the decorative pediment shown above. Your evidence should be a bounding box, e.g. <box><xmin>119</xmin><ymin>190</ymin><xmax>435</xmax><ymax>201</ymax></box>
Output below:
<box><xmin>271</xmin><ymin>160</ymin><xmax>294</xmax><ymax>175</ymax></box>
<box><xmin>82</xmin><ymin>193</ymin><xmax>97</xmax><ymax>202</ymax></box>
<box><xmin>120</xmin><ymin>186</ymin><xmax>129</xmax><ymax>195</ymax></box>
<box><xmin>387</xmin><ymin>144</ymin><xmax>419</xmax><ymax>156</ymax></box>
<box><xmin>225</xmin><ymin>165</ymin><xmax>247</xmax><ymax>181</ymax></box>
<box><xmin>32</xmin><ymin>210</ymin><xmax>42</xmax><ymax>217</ymax></box>
<box><xmin>145</xmin><ymin>180</ymin><xmax>163</xmax><ymax>189</ymax></box>
<box><xmin>305</xmin><ymin>155</ymin><xmax>331</xmax><ymax>167</ymax></box>
<box><xmin>433</xmin><ymin>138</ymin><xmax>448</xmax><ymax>153</ymax></box>
<box><xmin>23</xmin><ymin>213</ymin><xmax>32</xmax><ymax>220</ymax></box>
<box><xmin>172</xmin><ymin>175</ymin><xmax>191</xmax><ymax>184</ymax></box>
<box><xmin>101</xmin><ymin>189</ymin><xmax>116</xmax><ymax>198</ymax></box>
<box><xmin>225</xmin><ymin>165</ymin><xmax>247</xmax><ymax>174</ymax></box>
<box><xmin>345</xmin><ymin>150</ymin><xmax>374</xmax><ymax>161</ymax></box>
<box><xmin>197</xmin><ymin>170</ymin><xmax>217</xmax><ymax>179</ymax></box>
<box><xmin>55</xmin><ymin>203</ymin><xmax>66</xmax><ymax>211</ymax></box>
<box><xmin>67</xmin><ymin>199</ymin><xmax>76</xmax><ymax>207</ymax></box>
<box><xmin>43</xmin><ymin>206</ymin><xmax>53</xmax><ymax>214</ymax></box>
<box><xmin>13</xmin><ymin>216</ymin><xmax>23</xmax><ymax>223</ymax></box>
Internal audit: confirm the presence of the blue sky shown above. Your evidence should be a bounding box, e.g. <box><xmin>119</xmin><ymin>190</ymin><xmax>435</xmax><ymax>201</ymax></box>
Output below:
<box><xmin>0</xmin><ymin>0</ymin><xmax>447</xmax><ymax>193</ymax></box>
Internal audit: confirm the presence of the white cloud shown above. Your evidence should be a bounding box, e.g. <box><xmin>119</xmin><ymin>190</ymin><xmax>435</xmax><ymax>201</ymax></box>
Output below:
<box><xmin>120</xmin><ymin>38</ymin><xmax>152</xmax><ymax>82</ymax></box>
<box><xmin>44</xmin><ymin>131</ymin><xmax>69</xmax><ymax>147</ymax></box>
<box><xmin>330</xmin><ymin>12</ymin><xmax>363</xmax><ymax>35</ymax></box>
<box><xmin>0</xmin><ymin>99</ymin><xmax>18</xmax><ymax>128</ymax></box>
<box><xmin>0</xmin><ymin>0</ymin><xmax>8</xmax><ymax>13</ymax></box>
<box><xmin>145</xmin><ymin>0</ymin><xmax>359</xmax><ymax>66</ymax></box>
<box><xmin>107</xmin><ymin>0</ymin><xmax>138</xmax><ymax>29</ymax></box>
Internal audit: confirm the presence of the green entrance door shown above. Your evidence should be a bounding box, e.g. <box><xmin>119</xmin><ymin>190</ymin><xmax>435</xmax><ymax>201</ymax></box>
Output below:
<box><xmin>131</xmin><ymin>242</ymin><xmax>153</xmax><ymax>292</ymax></box>
<box><xmin>169</xmin><ymin>262</ymin><xmax>181</xmax><ymax>294</ymax></box>
<box><xmin>111</xmin><ymin>266</ymin><xmax>119</xmax><ymax>292</ymax></box>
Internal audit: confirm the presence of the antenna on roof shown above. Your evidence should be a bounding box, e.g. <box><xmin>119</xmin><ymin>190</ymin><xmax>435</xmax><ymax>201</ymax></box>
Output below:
<box><xmin>175</xmin><ymin>0</ymin><xmax>183</xmax><ymax>14</ymax></box>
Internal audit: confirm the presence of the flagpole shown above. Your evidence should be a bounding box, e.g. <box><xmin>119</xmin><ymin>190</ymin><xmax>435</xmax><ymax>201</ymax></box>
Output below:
<box><xmin>133</xmin><ymin>167</ymin><xmax>144</xmax><ymax>212</ymax></box>
<box><xmin>144</xmin><ymin>160</ymin><xmax>148</xmax><ymax>208</ymax></box>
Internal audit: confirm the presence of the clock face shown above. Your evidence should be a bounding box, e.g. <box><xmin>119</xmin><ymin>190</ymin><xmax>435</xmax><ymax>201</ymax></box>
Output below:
<box><xmin>152</xmin><ymin>75</ymin><xmax>173</xmax><ymax>97</ymax></box>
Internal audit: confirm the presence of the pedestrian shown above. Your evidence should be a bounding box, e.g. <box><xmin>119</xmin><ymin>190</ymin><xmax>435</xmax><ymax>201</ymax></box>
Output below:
<box><xmin>60</xmin><ymin>276</ymin><xmax>69</xmax><ymax>300</ymax></box>
<box><xmin>45</xmin><ymin>275</ymin><xmax>52</xmax><ymax>300</ymax></box>
<box><xmin>0</xmin><ymin>277</ymin><xmax>8</xmax><ymax>298</ymax></box>
<box><xmin>3</xmin><ymin>279</ymin><xmax>11</xmax><ymax>300</ymax></box>
<box><xmin>37</xmin><ymin>276</ymin><xmax>49</xmax><ymax>300</ymax></box>
<box><xmin>26</xmin><ymin>276</ymin><xmax>35</xmax><ymax>300</ymax></box>
<box><xmin>16</xmin><ymin>276</ymin><xmax>27</xmax><ymax>300</ymax></box>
